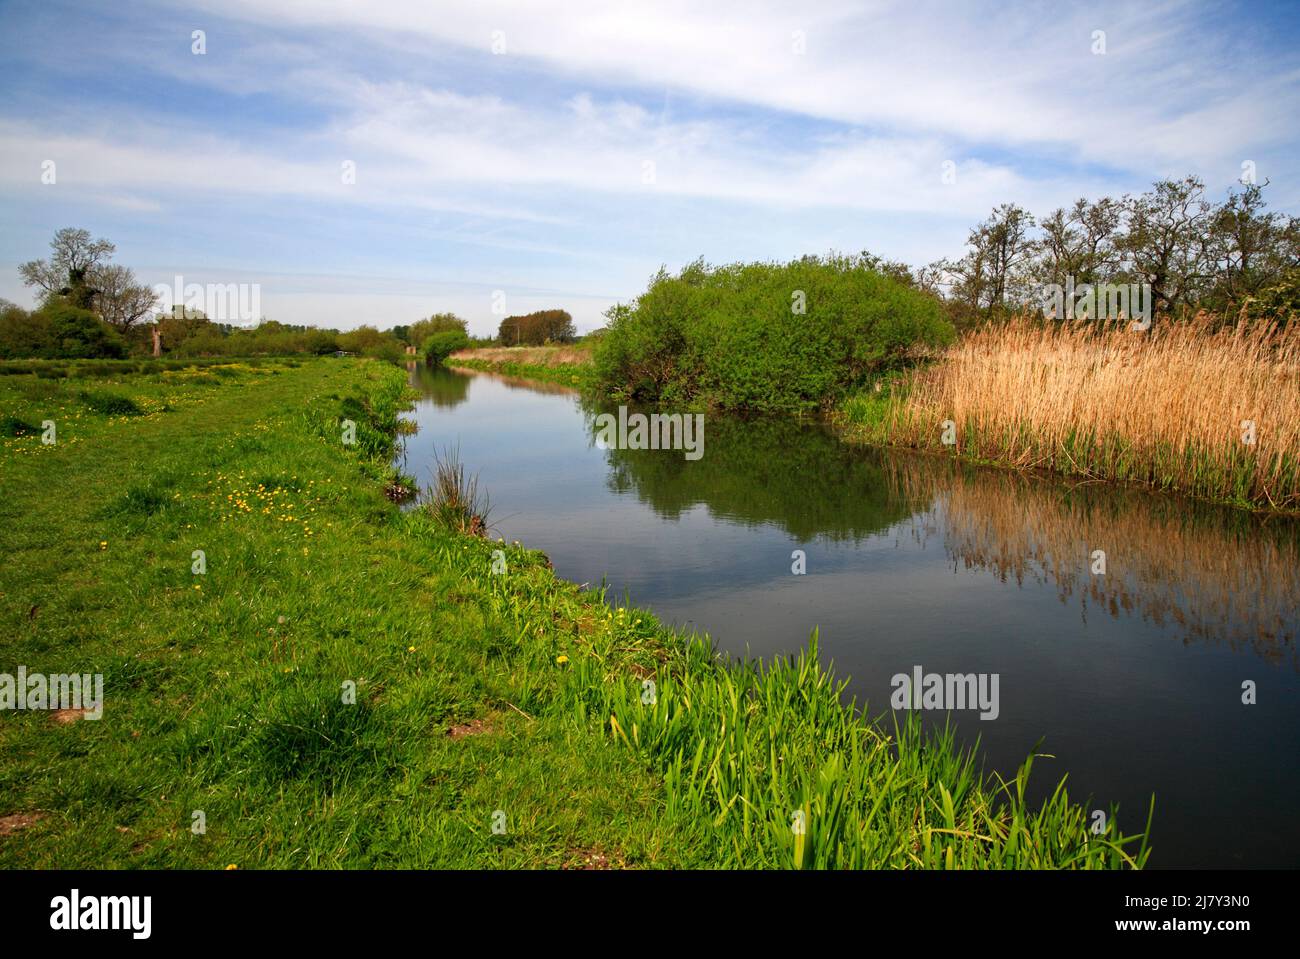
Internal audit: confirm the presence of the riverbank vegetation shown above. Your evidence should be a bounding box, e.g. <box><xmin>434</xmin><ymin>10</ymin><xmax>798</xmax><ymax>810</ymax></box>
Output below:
<box><xmin>841</xmin><ymin>316</ymin><xmax>1300</xmax><ymax>512</ymax></box>
<box><xmin>0</xmin><ymin>356</ymin><xmax>1149</xmax><ymax>868</ymax></box>
<box><xmin>592</xmin><ymin>255</ymin><xmax>954</xmax><ymax>413</ymax></box>
<box><xmin>449</xmin><ymin>344</ymin><xmax>597</xmax><ymax>389</ymax></box>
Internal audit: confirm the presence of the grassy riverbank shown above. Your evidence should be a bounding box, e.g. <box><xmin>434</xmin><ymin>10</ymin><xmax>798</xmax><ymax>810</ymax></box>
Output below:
<box><xmin>1</xmin><ymin>356</ymin><xmax>1149</xmax><ymax>868</ymax></box>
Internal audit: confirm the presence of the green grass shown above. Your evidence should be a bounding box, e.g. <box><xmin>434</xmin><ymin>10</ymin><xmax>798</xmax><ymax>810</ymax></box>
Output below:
<box><xmin>0</xmin><ymin>357</ymin><xmax>1150</xmax><ymax>868</ymax></box>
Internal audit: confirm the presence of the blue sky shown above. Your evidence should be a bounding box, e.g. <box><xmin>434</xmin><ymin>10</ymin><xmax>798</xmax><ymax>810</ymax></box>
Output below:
<box><xmin>1</xmin><ymin>0</ymin><xmax>1298</xmax><ymax>334</ymax></box>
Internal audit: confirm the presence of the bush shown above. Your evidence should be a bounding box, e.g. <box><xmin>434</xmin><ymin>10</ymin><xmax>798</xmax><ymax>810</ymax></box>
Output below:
<box><xmin>1244</xmin><ymin>266</ymin><xmax>1300</xmax><ymax>326</ymax></box>
<box><xmin>0</xmin><ymin>303</ymin><xmax>54</xmax><ymax>358</ymax></box>
<box><xmin>4</xmin><ymin>302</ymin><xmax>128</xmax><ymax>359</ymax></box>
<box><xmin>422</xmin><ymin>330</ymin><xmax>470</xmax><ymax>366</ymax></box>
<box><xmin>593</xmin><ymin>255</ymin><xmax>955</xmax><ymax>413</ymax></box>
<box><xmin>305</xmin><ymin>329</ymin><xmax>340</xmax><ymax>354</ymax></box>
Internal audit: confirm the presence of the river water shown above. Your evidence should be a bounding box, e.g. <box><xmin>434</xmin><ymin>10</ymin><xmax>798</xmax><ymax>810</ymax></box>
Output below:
<box><xmin>400</xmin><ymin>363</ymin><xmax>1300</xmax><ymax>868</ymax></box>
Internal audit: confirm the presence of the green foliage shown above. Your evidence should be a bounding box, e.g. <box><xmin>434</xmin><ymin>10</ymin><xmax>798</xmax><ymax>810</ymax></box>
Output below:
<box><xmin>407</xmin><ymin>312</ymin><xmax>468</xmax><ymax>348</ymax></box>
<box><xmin>1243</xmin><ymin>266</ymin><xmax>1300</xmax><ymax>326</ymax></box>
<box><xmin>304</xmin><ymin>329</ymin><xmax>340</xmax><ymax>354</ymax></box>
<box><xmin>422</xmin><ymin>329</ymin><xmax>470</xmax><ymax>366</ymax></box>
<box><xmin>589</xmin><ymin>635</ymin><xmax>1152</xmax><ymax>868</ymax></box>
<box><xmin>44</xmin><ymin>302</ymin><xmax>127</xmax><ymax>359</ymax></box>
<box><xmin>0</xmin><ymin>302</ymin><xmax>55</xmax><ymax>358</ymax></box>
<box><xmin>593</xmin><ymin>255</ymin><xmax>954</xmax><ymax>413</ymax></box>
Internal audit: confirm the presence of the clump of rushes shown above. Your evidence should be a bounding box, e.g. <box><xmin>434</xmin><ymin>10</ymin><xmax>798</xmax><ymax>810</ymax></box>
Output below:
<box><xmin>421</xmin><ymin>445</ymin><xmax>490</xmax><ymax>535</ymax></box>
<box><xmin>585</xmin><ymin>632</ymin><xmax>1153</xmax><ymax>869</ymax></box>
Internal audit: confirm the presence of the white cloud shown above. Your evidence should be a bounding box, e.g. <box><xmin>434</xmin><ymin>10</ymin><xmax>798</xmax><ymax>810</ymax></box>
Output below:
<box><xmin>175</xmin><ymin>0</ymin><xmax>1300</xmax><ymax>173</ymax></box>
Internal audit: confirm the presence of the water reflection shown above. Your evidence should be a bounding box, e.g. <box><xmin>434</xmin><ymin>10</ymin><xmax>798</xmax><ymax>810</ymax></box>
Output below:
<box><xmin>884</xmin><ymin>457</ymin><xmax>1300</xmax><ymax>668</ymax></box>
<box><xmin>585</xmin><ymin>390</ymin><xmax>1300</xmax><ymax>664</ymax></box>
<box><xmin>408</xmin><ymin>363</ymin><xmax>471</xmax><ymax>408</ymax></box>
<box><xmin>588</xmin><ymin>405</ymin><xmax>921</xmax><ymax>542</ymax></box>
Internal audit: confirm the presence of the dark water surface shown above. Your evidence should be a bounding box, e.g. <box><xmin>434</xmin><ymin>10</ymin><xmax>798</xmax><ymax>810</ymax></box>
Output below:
<box><xmin>402</xmin><ymin>364</ymin><xmax>1300</xmax><ymax>868</ymax></box>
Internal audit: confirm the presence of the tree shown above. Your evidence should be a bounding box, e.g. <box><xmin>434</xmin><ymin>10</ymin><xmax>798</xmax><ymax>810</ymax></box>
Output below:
<box><xmin>1242</xmin><ymin>266</ymin><xmax>1300</xmax><ymax>326</ymax></box>
<box><xmin>858</xmin><ymin>251</ymin><xmax>916</xmax><ymax>287</ymax></box>
<box><xmin>19</xmin><ymin>228</ymin><xmax>116</xmax><ymax>309</ymax></box>
<box><xmin>946</xmin><ymin>205</ymin><xmax>1036</xmax><ymax>315</ymax></box>
<box><xmin>91</xmin><ymin>264</ymin><xmax>157</xmax><ymax>331</ymax></box>
<box><xmin>1118</xmin><ymin>176</ymin><xmax>1216</xmax><ymax>316</ymax></box>
<box><xmin>979</xmin><ymin>204</ymin><xmax>1036</xmax><ymax>311</ymax></box>
<box><xmin>1203</xmin><ymin>180</ymin><xmax>1300</xmax><ymax>311</ymax></box>
<box><xmin>305</xmin><ymin>329</ymin><xmax>340</xmax><ymax>354</ymax></box>
<box><xmin>497</xmin><ymin>309</ymin><xmax>576</xmax><ymax>345</ymax></box>
<box><xmin>1069</xmin><ymin>197</ymin><xmax>1123</xmax><ymax>284</ymax></box>
<box><xmin>407</xmin><ymin>313</ymin><xmax>468</xmax><ymax>348</ymax></box>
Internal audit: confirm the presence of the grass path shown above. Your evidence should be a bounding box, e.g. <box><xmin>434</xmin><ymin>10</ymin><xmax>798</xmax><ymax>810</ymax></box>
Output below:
<box><xmin>0</xmin><ymin>359</ymin><xmax>684</xmax><ymax>867</ymax></box>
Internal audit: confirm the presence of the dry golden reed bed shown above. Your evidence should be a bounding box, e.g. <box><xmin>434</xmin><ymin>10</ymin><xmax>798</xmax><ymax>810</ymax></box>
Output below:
<box><xmin>450</xmin><ymin>344</ymin><xmax>592</xmax><ymax>367</ymax></box>
<box><xmin>868</xmin><ymin>317</ymin><xmax>1300</xmax><ymax>511</ymax></box>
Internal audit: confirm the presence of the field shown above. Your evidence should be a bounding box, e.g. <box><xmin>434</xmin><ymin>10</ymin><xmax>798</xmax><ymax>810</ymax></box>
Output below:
<box><xmin>0</xmin><ymin>357</ymin><xmax>1148</xmax><ymax>868</ymax></box>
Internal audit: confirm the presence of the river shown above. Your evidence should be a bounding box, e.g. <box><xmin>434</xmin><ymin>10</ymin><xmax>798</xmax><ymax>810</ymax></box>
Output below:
<box><xmin>400</xmin><ymin>363</ymin><xmax>1300</xmax><ymax>868</ymax></box>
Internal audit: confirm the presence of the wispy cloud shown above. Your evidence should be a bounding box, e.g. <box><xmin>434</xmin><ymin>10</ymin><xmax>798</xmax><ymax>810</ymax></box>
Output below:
<box><xmin>1</xmin><ymin>0</ymin><xmax>1296</xmax><ymax>331</ymax></box>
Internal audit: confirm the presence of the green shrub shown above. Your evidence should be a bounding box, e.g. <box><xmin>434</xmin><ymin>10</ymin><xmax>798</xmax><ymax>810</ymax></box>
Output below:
<box><xmin>594</xmin><ymin>255</ymin><xmax>955</xmax><ymax>413</ymax></box>
<box><xmin>363</xmin><ymin>340</ymin><xmax>406</xmax><ymax>366</ymax></box>
<box><xmin>0</xmin><ymin>303</ymin><xmax>54</xmax><ymax>358</ymax></box>
<box><xmin>422</xmin><ymin>330</ymin><xmax>470</xmax><ymax>366</ymax></box>
<box><xmin>43</xmin><ymin>302</ymin><xmax>128</xmax><ymax>359</ymax></box>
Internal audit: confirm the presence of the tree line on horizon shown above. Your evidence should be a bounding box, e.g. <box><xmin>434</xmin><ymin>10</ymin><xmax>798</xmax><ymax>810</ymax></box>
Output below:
<box><xmin>0</xmin><ymin>229</ymin><xmax>578</xmax><ymax>362</ymax></box>
<box><xmin>865</xmin><ymin>175</ymin><xmax>1298</xmax><ymax>327</ymax></box>
<box><xmin>3</xmin><ymin>175</ymin><xmax>1294</xmax><ymax>362</ymax></box>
